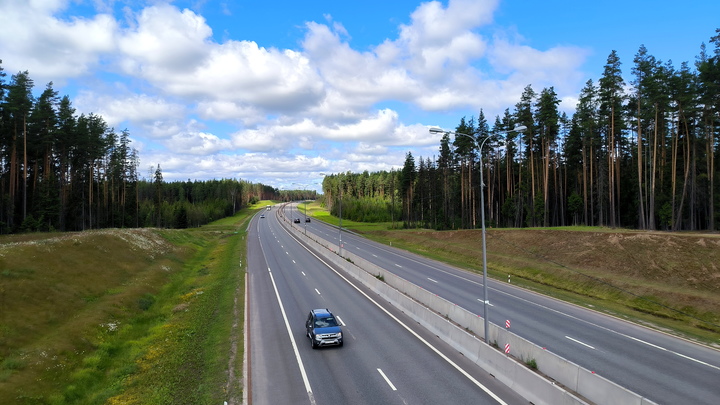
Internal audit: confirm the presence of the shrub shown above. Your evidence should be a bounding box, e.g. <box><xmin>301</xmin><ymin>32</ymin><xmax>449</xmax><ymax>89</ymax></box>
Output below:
<box><xmin>526</xmin><ymin>358</ymin><xmax>538</xmax><ymax>370</ymax></box>
<box><xmin>138</xmin><ymin>294</ymin><xmax>156</xmax><ymax>311</ymax></box>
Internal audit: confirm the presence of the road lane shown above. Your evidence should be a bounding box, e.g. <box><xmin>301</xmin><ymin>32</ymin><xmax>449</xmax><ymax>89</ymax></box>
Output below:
<box><xmin>247</xmin><ymin>217</ymin><xmax>310</xmax><ymax>405</ymax></box>
<box><xmin>249</xmin><ymin>208</ymin><xmax>527</xmax><ymax>405</ymax></box>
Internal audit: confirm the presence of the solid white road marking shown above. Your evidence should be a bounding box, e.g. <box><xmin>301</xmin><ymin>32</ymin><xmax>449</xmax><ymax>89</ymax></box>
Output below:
<box><xmin>377</xmin><ymin>369</ymin><xmax>397</xmax><ymax>391</ymax></box>
<box><xmin>566</xmin><ymin>336</ymin><xmax>595</xmax><ymax>350</ymax></box>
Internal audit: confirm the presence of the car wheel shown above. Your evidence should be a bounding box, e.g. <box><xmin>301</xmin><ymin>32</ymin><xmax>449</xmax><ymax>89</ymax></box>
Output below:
<box><xmin>311</xmin><ymin>335</ymin><xmax>317</xmax><ymax>349</ymax></box>
<box><xmin>338</xmin><ymin>341</ymin><xmax>343</xmax><ymax>347</ymax></box>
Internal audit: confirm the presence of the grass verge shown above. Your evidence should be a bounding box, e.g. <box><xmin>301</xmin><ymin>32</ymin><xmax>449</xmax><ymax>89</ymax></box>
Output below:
<box><xmin>0</xmin><ymin>201</ymin><xmax>269</xmax><ymax>404</ymax></box>
<box><xmin>316</xmin><ymin>217</ymin><xmax>720</xmax><ymax>345</ymax></box>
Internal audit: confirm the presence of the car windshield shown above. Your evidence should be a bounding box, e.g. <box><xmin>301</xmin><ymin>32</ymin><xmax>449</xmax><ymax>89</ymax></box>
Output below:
<box><xmin>314</xmin><ymin>317</ymin><xmax>338</xmax><ymax>328</ymax></box>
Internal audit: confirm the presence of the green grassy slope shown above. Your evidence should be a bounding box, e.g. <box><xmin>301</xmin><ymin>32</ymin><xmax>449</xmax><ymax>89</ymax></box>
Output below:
<box><xmin>361</xmin><ymin>226</ymin><xmax>720</xmax><ymax>343</ymax></box>
<box><xmin>0</xmin><ymin>202</ymin><xmax>266</xmax><ymax>404</ymax></box>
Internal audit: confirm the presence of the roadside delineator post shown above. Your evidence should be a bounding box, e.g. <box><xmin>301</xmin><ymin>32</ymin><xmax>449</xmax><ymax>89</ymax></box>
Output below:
<box><xmin>505</xmin><ymin>320</ymin><xmax>511</xmax><ymax>355</ymax></box>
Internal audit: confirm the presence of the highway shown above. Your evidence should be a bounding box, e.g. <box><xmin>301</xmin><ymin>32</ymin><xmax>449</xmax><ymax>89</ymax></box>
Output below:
<box><xmin>247</xmin><ymin>206</ymin><xmax>528</xmax><ymax>405</ymax></box>
<box><xmin>282</xmin><ymin>203</ymin><xmax>720</xmax><ymax>405</ymax></box>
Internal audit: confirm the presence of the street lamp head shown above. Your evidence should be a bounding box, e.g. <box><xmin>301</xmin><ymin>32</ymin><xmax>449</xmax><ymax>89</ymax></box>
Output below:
<box><xmin>512</xmin><ymin>125</ymin><xmax>528</xmax><ymax>133</ymax></box>
<box><xmin>429</xmin><ymin>126</ymin><xmax>446</xmax><ymax>134</ymax></box>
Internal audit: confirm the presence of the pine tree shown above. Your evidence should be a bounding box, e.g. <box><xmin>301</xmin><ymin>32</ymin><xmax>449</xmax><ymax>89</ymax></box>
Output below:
<box><xmin>535</xmin><ymin>87</ymin><xmax>561</xmax><ymax>226</ymax></box>
<box><xmin>598</xmin><ymin>50</ymin><xmax>626</xmax><ymax>227</ymax></box>
<box><xmin>3</xmin><ymin>71</ymin><xmax>34</xmax><ymax>229</ymax></box>
<box><xmin>438</xmin><ymin>132</ymin><xmax>454</xmax><ymax>228</ymax></box>
<box><xmin>28</xmin><ymin>82</ymin><xmax>60</xmax><ymax>229</ymax></box>
<box><xmin>154</xmin><ymin>164</ymin><xmax>164</xmax><ymax>227</ymax></box>
<box><xmin>515</xmin><ymin>85</ymin><xmax>536</xmax><ymax>226</ymax></box>
<box><xmin>400</xmin><ymin>152</ymin><xmax>416</xmax><ymax>226</ymax></box>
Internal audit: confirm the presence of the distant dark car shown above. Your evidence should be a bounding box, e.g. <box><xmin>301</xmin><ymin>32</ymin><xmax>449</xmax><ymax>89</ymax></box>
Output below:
<box><xmin>305</xmin><ymin>217</ymin><xmax>311</xmax><ymax>222</ymax></box>
<box><xmin>294</xmin><ymin>218</ymin><xmax>301</xmax><ymax>223</ymax></box>
<box><xmin>306</xmin><ymin>308</ymin><xmax>343</xmax><ymax>349</ymax></box>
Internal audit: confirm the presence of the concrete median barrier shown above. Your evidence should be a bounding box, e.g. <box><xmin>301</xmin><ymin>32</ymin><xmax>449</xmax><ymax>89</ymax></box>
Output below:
<box><xmin>285</xmin><ymin>221</ymin><xmax>657</xmax><ymax>405</ymax></box>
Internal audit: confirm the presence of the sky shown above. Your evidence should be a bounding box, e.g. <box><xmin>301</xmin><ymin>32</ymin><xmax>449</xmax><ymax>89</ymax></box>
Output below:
<box><xmin>1</xmin><ymin>0</ymin><xmax>719</xmax><ymax>192</ymax></box>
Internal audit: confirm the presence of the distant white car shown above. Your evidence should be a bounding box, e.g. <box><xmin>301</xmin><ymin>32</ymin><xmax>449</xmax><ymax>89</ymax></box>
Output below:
<box><xmin>260</xmin><ymin>214</ymin><xmax>265</xmax><ymax>218</ymax></box>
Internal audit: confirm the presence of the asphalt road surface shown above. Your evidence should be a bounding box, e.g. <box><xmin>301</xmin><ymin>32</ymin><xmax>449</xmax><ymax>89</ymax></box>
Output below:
<box><xmin>247</xmin><ymin>207</ymin><xmax>529</xmax><ymax>405</ymax></box>
<box><xmin>282</xmin><ymin>203</ymin><xmax>720</xmax><ymax>405</ymax></box>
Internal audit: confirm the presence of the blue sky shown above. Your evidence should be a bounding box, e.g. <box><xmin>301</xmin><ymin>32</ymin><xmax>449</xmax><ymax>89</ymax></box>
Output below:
<box><xmin>1</xmin><ymin>0</ymin><xmax>718</xmax><ymax>191</ymax></box>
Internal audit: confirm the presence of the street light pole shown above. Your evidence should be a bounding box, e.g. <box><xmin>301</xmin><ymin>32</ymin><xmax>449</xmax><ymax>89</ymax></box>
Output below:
<box><xmin>429</xmin><ymin>124</ymin><xmax>527</xmax><ymax>343</ymax></box>
<box><xmin>338</xmin><ymin>188</ymin><xmax>343</xmax><ymax>256</ymax></box>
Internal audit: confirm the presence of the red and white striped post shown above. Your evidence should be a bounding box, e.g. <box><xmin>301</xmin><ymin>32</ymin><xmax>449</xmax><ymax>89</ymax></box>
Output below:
<box><xmin>504</xmin><ymin>320</ymin><xmax>511</xmax><ymax>355</ymax></box>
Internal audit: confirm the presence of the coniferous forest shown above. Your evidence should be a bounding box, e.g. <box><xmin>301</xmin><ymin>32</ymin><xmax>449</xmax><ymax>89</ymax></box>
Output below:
<box><xmin>0</xmin><ymin>60</ymin><xmax>281</xmax><ymax>234</ymax></box>
<box><xmin>323</xmin><ymin>31</ymin><xmax>720</xmax><ymax>231</ymax></box>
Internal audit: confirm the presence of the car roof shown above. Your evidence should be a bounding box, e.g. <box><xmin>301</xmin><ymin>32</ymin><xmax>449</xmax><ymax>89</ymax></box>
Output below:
<box><xmin>311</xmin><ymin>308</ymin><xmax>333</xmax><ymax>317</ymax></box>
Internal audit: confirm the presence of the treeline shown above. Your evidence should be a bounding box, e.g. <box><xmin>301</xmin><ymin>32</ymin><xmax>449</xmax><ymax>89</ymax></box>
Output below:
<box><xmin>278</xmin><ymin>189</ymin><xmax>319</xmax><ymax>202</ymax></box>
<box><xmin>0</xmin><ymin>61</ymin><xmax>280</xmax><ymax>233</ymax></box>
<box><xmin>323</xmin><ymin>30</ymin><xmax>720</xmax><ymax>231</ymax></box>
<box><xmin>322</xmin><ymin>171</ymin><xmax>402</xmax><ymax>224</ymax></box>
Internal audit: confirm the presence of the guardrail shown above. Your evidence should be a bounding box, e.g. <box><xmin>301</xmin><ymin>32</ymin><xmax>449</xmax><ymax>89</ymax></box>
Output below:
<box><xmin>282</xmin><ymin>215</ymin><xmax>658</xmax><ymax>405</ymax></box>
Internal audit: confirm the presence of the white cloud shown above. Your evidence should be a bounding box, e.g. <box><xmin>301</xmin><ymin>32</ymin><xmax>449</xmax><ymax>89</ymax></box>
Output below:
<box><xmin>305</xmin><ymin>89</ymin><xmax>379</xmax><ymax>123</ymax></box>
<box><xmin>354</xmin><ymin>143</ymin><xmax>388</xmax><ymax>156</ymax></box>
<box><xmin>391</xmin><ymin>123</ymin><xmax>441</xmax><ymax>147</ymax></box>
<box><xmin>0</xmin><ymin>0</ymin><xmax>116</xmax><ymax>81</ymax></box>
<box><xmin>166</xmin><ymin>131</ymin><xmax>232</xmax><ymax>155</ymax></box>
<box><xmin>75</xmin><ymin>91</ymin><xmax>185</xmax><ymax>127</ymax></box>
<box><xmin>139</xmin><ymin>151</ymin><xmax>331</xmax><ymax>184</ymax></box>
<box><xmin>0</xmin><ymin>0</ymin><xmax>593</xmax><ymax>188</ymax></box>
<box><xmin>119</xmin><ymin>4</ymin><xmax>212</xmax><ymax>73</ymax></box>
<box><xmin>297</xmin><ymin>0</ymin><xmax>586</xmax><ymax>122</ymax></box>
<box><xmin>489</xmin><ymin>38</ymin><xmax>588</xmax><ymax>91</ymax></box>
<box><xmin>118</xmin><ymin>5</ymin><xmax>325</xmax><ymax>114</ymax></box>
<box><xmin>303</xmin><ymin>21</ymin><xmax>422</xmax><ymax>105</ymax></box>
<box><xmin>238</xmin><ymin>109</ymin><xmax>402</xmax><ymax>145</ymax></box>
<box><xmin>143</xmin><ymin>120</ymin><xmax>188</xmax><ymax>140</ymax></box>
<box><xmin>394</xmin><ymin>0</ymin><xmax>497</xmax><ymax>78</ymax></box>
<box><xmin>230</xmin><ymin>128</ymin><xmax>287</xmax><ymax>153</ymax></box>
<box><xmin>196</xmin><ymin>100</ymin><xmax>262</xmax><ymax>123</ymax></box>
<box><xmin>319</xmin><ymin>109</ymin><xmax>400</xmax><ymax>142</ymax></box>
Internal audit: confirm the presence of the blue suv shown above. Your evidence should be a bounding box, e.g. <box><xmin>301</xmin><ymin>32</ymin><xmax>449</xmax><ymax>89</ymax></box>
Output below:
<box><xmin>306</xmin><ymin>308</ymin><xmax>343</xmax><ymax>349</ymax></box>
